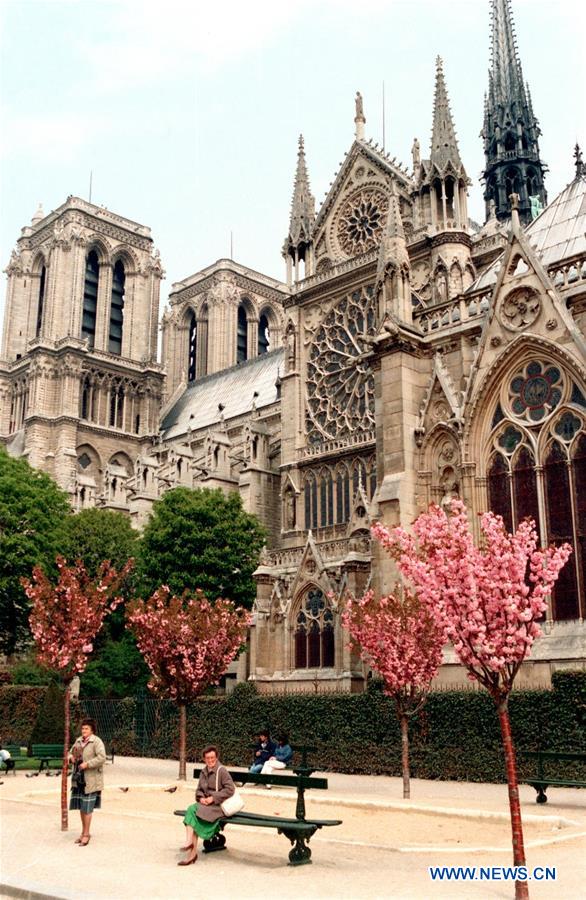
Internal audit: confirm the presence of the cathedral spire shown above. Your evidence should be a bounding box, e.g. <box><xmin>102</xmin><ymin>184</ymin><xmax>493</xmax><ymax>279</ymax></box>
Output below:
<box><xmin>482</xmin><ymin>0</ymin><xmax>547</xmax><ymax>224</ymax></box>
<box><xmin>283</xmin><ymin>135</ymin><xmax>316</xmax><ymax>285</ymax></box>
<box><xmin>430</xmin><ymin>57</ymin><xmax>463</xmax><ymax>174</ymax></box>
<box><xmin>413</xmin><ymin>58</ymin><xmax>469</xmax><ymax>233</ymax></box>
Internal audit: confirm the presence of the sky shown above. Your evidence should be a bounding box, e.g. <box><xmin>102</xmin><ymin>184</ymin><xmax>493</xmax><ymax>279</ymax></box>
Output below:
<box><xmin>0</xmin><ymin>0</ymin><xmax>584</xmax><ymax>326</ymax></box>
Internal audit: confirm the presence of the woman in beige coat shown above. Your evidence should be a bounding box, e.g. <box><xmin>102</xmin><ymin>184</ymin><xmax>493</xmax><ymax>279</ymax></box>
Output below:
<box><xmin>178</xmin><ymin>745</ymin><xmax>235</xmax><ymax>866</ymax></box>
<box><xmin>69</xmin><ymin>718</ymin><xmax>106</xmax><ymax>845</ymax></box>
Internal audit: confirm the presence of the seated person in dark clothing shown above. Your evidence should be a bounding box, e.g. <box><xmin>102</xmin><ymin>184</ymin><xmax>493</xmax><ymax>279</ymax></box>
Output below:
<box><xmin>249</xmin><ymin>729</ymin><xmax>276</xmax><ymax>773</ymax></box>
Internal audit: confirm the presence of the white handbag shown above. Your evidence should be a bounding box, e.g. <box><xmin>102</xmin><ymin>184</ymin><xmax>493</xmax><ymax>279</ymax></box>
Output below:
<box><xmin>217</xmin><ymin>766</ymin><xmax>245</xmax><ymax>816</ymax></box>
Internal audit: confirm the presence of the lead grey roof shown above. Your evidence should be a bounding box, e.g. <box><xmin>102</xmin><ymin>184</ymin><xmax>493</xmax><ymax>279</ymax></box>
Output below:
<box><xmin>161</xmin><ymin>349</ymin><xmax>284</xmax><ymax>439</ymax></box>
<box><xmin>471</xmin><ymin>175</ymin><xmax>586</xmax><ymax>292</ymax></box>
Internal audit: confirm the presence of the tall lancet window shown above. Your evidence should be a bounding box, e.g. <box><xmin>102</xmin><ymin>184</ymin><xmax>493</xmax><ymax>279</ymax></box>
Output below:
<box><xmin>237</xmin><ymin>304</ymin><xmax>248</xmax><ymax>363</ymax></box>
<box><xmin>82</xmin><ymin>251</ymin><xmax>99</xmax><ymax>347</ymax></box>
<box><xmin>36</xmin><ymin>266</ymin><xmax>46</xmax><ymax>337</ymax></box>
<box><xmin>258</xmin><ymin>312</ymin><xmax>270</xmax><ymax>355</ymax></box>
<box><xmin>109</xmin><ymin>260</ymin><xmax>126</xmax><ymax>355</ymax></box>
<box><xmin>188</xmin><ymin>311</ymin><xmax>197</xmax><ymax>382</ymax></box>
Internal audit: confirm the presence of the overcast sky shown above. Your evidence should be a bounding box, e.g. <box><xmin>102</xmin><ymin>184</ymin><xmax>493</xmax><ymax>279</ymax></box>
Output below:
<box><xmin>0</xmin><ymin>0</ymin><xmax>584</xmax><ymax>326</ymax></box>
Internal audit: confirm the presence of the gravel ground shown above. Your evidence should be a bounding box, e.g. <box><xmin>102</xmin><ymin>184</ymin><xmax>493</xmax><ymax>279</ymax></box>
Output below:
<box><xmin>1</xmin><ymin>755</ymin><xmax>584</xmax><ymax>900</ymax></box>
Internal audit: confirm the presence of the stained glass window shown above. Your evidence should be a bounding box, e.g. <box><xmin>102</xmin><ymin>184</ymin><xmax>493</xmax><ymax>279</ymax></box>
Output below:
<box><xmin>294</xmin><ymin>589</ymin><xmax>335</xmax><ymax>669</ymax></box>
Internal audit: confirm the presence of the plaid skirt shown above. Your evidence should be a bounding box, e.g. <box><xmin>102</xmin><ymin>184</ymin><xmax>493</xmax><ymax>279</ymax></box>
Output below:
<box><xmin>70</xmin><ymin>786</ymin><xmax>102</xmax><ymax>813</ymax></box>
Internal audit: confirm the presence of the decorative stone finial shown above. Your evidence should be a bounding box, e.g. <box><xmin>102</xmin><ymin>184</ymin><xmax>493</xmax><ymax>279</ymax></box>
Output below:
<box><xmin>31</xmin><ymin>203</ymin><xmax>44</xmax><ymax>226</ymax></box>
<box><xmin>574</xmin><ymin>143</ymin><xmax>584</xmax><ymax>179</ymax></box>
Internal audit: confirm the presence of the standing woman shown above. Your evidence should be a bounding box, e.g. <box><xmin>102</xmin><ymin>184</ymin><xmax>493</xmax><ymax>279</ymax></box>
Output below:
<box><xmin>178</xmin><ymin>745</ymin><xmax>235</xmax><ymax>866</ymax></box>
<box><xmin>69</xmin><ymin>718</ymin><xmax>106</xmax><ymax>846</ymax></box>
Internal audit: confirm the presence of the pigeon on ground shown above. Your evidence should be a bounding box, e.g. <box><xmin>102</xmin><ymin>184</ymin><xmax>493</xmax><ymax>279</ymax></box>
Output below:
<box><xmin>164</xmin><ymin>786</ymin><xmax>178</xmax><ymax>793</ymax></box>
<box><xmin>119</xmin><ymin>787</ymin><xmax>130</xmax><ymax>792</ymax></box>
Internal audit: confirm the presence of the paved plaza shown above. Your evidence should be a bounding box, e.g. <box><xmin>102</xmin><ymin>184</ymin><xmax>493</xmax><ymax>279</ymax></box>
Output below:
<box><xmin>1</xmin><ymin>756</ymin><xmax>584</xmax><ymax>900</ymax></box>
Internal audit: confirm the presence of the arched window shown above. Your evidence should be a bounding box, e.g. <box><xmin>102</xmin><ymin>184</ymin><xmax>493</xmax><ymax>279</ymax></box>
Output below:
<box><xmin>294</xmin><ymin>589</ymin><xmax>335</xmax><ymax>669</ymax></box>
<box><xmin>237</xmin><ymin>304</ymin><xmax>248</xmax><ymax>363</ymax></box>
<box><xmin>109</xmin><ymin>381</ymin><xmax>124</xmax><ymax>428</ymax></box>
<box><xmin>197</xmin><ymin>304</ymin><xmax>209</xmax><ymax>378</ymax></box>
<box><xmin>82</xmin><ymin>251</ymin><xmax>99</xmax><ymax>347</ymax></box>
<box><xmin>487</xmin><ymin>393</ymin><xmax>586</xmax><ymax>621</ymax></box>
<box><xmin>109</xmin><ymin>260</ymin><xmax>125</xmax><ymax>354</ymax></box>
<box><xmin>36</xmin><ymin>265</ymin><xmax>46</xmax><ymax>337</ymax></box>
<box><xmin>258</xmin><ymin>313</ymin><xmax>270</xmax><ymax>355</ymax></box>
<box><xmin>188</xmin><ymin>311</ymin><xmax>197</xmax><ymax>382</ymax></box>
<box><xmin>304</xmin><ymin>472</ymin><xmax>318</xmax><ymax>530</ymax></box>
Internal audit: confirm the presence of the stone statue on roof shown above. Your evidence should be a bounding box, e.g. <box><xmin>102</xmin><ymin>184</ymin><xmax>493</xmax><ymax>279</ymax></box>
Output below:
<box><xmin>411</xmin><ymin>137</ymin><xmax>420</xmax><ymax>170</ymax></box>
<box><xmin>529</xmin><ymin>195</ymin><xmax>543</xmax><ymax>220</ymax></box>
<box><xmin>355</xmin><ymin>91</ymin><xmax>364</xmax><ymax>120</ymax></box>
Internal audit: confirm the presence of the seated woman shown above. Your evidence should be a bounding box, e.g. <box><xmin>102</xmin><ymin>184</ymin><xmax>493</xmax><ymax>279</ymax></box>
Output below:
<box><xmin>178</xmin><ymin>745</ymin><xmax>235</xmax><ymax>866</ymax></box>
<box><xmin>249</xmin><ymin>729</ymin><xmax>276</xmax><ymax>774</ymax></box>
<box><xmin>260</xmin><ymin>733</ymin><xmax>293</xmax><ymax>788</ymax></box>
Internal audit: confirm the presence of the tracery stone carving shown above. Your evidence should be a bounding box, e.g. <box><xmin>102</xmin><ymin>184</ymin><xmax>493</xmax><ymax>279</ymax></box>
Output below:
<box><xmin>306</xmin><ymin>287</ymin><xmax>376</xmax><ymax>443</ymax></box>
<box><xmin>336</xmin><ymin>189</ymin><xmax>388</xmax><ymax>256</ymax></box>
<box><xmin>500</xmin><ymin>286</ymin><xmax>541</xmax><ymax>330</ymax></box>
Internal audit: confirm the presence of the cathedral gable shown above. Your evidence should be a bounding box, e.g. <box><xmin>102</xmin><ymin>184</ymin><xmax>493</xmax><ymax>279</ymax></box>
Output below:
<box><xmin>312</xmin><ymin>142</ymin><xmax>413</xmax><ymax>268</ymax></box>
<box><xmin>465</xmin><ymin>223</ymin><xmax>586</xmax><ymax>412</ymax></box>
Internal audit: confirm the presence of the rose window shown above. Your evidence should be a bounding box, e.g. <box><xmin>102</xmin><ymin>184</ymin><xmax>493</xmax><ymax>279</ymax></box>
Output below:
<box><xmin>508</xmin><ymin>361</ymin><xmax>563</xmax><ymax>423</ymax></box>
<box><xmin>336</xmin><ymin>190</ymin><xmax>388</xmax><ymax>256</ymax></box>
<box><xmin>306</xmin><ymin>287</ymin><xmax>376</xmax><ymax>443</ymax></box>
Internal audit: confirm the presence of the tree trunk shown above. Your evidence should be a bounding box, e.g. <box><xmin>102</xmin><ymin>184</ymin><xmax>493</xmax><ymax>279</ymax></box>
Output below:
<box><xmin>178</xmin><ymin>702</ymin><xmax>187</xmax><ymax>781</ymax></box>
<box><xmin>400</xmin><ymin>713</ymin><xmax>410</xmax><ymax>800</ymax></box>
<box><xmin>61</xmin><ymin>682</ymin><xmax>71</xmax><ymax>832</ymax></box>
<box><xmin>497</xmin><ymin>698</ymin><xmax>529</xmax><ymax>900</ymax></box>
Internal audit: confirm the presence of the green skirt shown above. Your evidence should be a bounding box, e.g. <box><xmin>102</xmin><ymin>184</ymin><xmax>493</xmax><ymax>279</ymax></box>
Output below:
<box><xmin>183</xmin><ymin>803</ymin><xmax>221</xmax><ymax>839</ymax></box>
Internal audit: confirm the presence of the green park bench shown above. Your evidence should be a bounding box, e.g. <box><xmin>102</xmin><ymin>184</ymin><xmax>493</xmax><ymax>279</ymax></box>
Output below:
<box><xmin>519</xmin><ymin>749</ymin><xmax>586</xmax><ymax>803</ymax></box>
<box><xmin>175</xmin><ymin>758</ymin><xmax>341</xmax><ymax>866</ymax></box>
<box><xmin>32</xmin><ymin>744</ymin><xmax>66</xmax><ymax>772</ymax></box>
<box><xmin>31</xmin><ymin>743</ymin><xmax>115</xmax><ymax>773</ymax></box>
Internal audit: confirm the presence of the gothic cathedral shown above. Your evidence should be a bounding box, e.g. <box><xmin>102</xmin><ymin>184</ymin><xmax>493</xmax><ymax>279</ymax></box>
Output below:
<box><xmin>2</xmin><ymin>0</ymin><xmax>585</xmax><ymax>689</ymax></box>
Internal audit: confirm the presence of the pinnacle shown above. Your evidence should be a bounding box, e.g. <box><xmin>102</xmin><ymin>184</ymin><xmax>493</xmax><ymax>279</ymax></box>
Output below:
<box><xmin>429</xmin><ymin>57</ymin><xmax>463</xmax><ymax>174</ymax></box>
<box><xmin>285</xmin><ymin>133</ymin><xmax>315</xmax><ymax>250</ymax></box>
<box><xmin>376</xmin><ymin>183</ymin><xmax>409</xmax><ymax>285</ymax></box>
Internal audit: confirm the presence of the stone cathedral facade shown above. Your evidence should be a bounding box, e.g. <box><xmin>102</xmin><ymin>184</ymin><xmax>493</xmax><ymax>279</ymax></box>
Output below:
<box><xmin>2</xmin><ymin>1</ymin><xmax>585</xmax><ymax>690</ymax></box>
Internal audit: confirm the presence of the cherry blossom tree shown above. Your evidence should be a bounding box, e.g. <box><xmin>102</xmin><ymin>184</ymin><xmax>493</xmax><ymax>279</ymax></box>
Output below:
<box><xmin>343</xmin><ymin>587</ymin><xmax>445</xmax><ymax>798</ymax></box>
<box><xmin>126</xmin><ymin>587</ymin><xmax>251</xmax><ymax>780</ymax></box>
<box><xmin>23</xmin><ymin>557</ymin><xmax>133</xmax><ymax>831</ymax></box>
<box><xmin>374</xmin><ymin>500</ymin><xmax>571</xmax><ymax>900</ymax></box>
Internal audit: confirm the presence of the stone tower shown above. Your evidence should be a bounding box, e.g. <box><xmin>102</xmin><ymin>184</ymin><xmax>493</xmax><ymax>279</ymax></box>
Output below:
<box><xmin>0</xmin><ymin>197</ymin><xmax>164</xmax><ymax>508</ymax></box>
<box><xmin>481</xmin><ymin>0</ymin><xmax>547</xmax><ymax>223</ymax></box>
<box><xmin>283</xmin><ymin>135</ymin><xmax>316</xmax><ymax>285</ymax></box>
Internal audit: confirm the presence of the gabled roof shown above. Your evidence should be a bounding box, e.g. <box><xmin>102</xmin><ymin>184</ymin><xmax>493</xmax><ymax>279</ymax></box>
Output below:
<box><xmin>161</xmin><ymin>349</ymin><xmax>284</xmax><ymax>439</ymax></box>
<box><xmin>314</xmin><ymin>139</ymin><xmax>413</xmax><ymax>234</ymax></box>
<box><xmin>470</xmin><ymin>174</ymin><xmax>586</xmax><ymax>292</ymax></box>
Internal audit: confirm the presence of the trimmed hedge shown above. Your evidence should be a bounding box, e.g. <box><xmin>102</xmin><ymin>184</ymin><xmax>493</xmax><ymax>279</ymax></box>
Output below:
<box><xmin>3</xmin><ymin>673</ymin><xmax>585</xmax><ymax>782</ymax></box>
<box><xmin>82</xmin><ymin>671</ymin><xmax>586</xmax><ymax>783</ymax></box>
<box><xmin>0</xmin><ymin>685</ymin><xmax>47</xmax><ymax>744</ymax></box>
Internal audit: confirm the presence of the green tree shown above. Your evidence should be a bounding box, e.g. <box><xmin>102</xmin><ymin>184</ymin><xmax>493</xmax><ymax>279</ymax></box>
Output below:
<box><xmin>138</xmin><ymin>487</ymin><xmax>266</xmax><ymax>607</ymax></box>
<box><xmin>62</xmin><ymin>508</ymin><xmax>140</xmax><ymax>578</ymax></box>
<box><xmin>80</xmin><ymin>633</ymin><xmax>149</xmax><ymax>699</ymax></box>
<box><xmin>0</xmin><ymin>450</ymin><xmax>70</xmax><ymax>656</ymax></box>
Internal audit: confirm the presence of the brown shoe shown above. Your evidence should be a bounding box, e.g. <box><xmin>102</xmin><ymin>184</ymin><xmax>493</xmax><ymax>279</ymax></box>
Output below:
<box><xmin>180</xmin><ymin>843</ymin><xmax>194</xmax><ymax>851</ymax></box>
<box><xmin>178</xmin><ymin>854</ymin><xmax>197</xmax><ymax>866</ymax></box>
